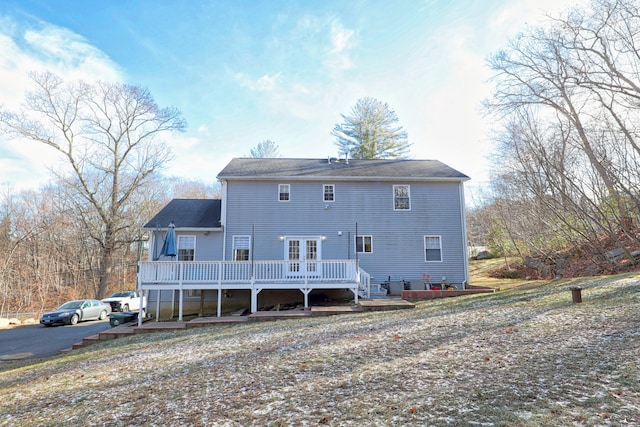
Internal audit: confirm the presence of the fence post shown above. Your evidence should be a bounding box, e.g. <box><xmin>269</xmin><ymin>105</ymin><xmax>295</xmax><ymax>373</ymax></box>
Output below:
<box><xmin>570</xmin><ymin>286</ymin><xmax>582</xmax><ymax>303</ymax></box>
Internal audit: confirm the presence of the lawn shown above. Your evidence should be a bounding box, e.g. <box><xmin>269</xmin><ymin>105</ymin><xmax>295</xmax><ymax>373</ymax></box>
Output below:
<box><xmin>1</xmin><ymin>269</ymin><xmax>639</xmax><ymax>426</ymax></box>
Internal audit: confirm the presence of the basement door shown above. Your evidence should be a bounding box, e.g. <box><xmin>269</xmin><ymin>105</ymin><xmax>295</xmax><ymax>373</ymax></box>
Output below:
<box><xmin>285</xmin><ymin>237</ymin><xmax>321</xmax><ymax>277</ymax></box>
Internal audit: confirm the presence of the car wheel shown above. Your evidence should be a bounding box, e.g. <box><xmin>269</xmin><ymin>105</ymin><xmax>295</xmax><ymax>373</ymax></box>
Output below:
<box><xmin>69</xmin><ymin>314</ymin><xmax>79</xmax><ymax>325</ymax></box>
<box><xmin>122</xmin><ymin>304</ymin><xmax>129</xmax><ymax>312</ymax></box>
<box><xmin>99</xmin><ymin>310</ymin><xmax>107</xmax><ymax>320</ymax></box>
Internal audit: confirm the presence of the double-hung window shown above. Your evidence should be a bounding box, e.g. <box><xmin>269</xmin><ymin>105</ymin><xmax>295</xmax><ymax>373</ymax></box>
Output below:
<box><xmin>394</xmin><ymin>185</ymin><xmax>410</xmax><ymax>210</ymax></box>
<box><xmin>355</xmin><ymin>235</ymin><xmax>373</xmax><ymax>253</ymax></box>
<box><xmin>233</xmin><ymin>236</ymin><xmax>251</xmax><ymax>261</ymax></box>
<box><xmin>279</xmin><ymin>184</ymin><xmax>290</xmax><ymax>201</ymax></box>
<box><xmin>323</xmin><ymin>184</ymin><xmax>335</xmax><ymax>202</ymax></box>
<box><xmin>179</xmin><ymin>236</ymin><xmax>197</xmax><ymax>295</ymax></box>
<box><xmin>424</xmin><ymin>236</ymin><xmax>442</xmax><ymax>262</ymax></box>
<box><xmin>178</xmin><ymin>236</ymin><xmax>195</xmax><ymax>261</ymax></box>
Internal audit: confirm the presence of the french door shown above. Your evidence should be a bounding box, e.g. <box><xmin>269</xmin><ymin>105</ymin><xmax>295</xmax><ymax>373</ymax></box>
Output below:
<box><xmin>285</xmin><ymin>237</ymin><xmax>321</xmax><ymax>277</ymax></box>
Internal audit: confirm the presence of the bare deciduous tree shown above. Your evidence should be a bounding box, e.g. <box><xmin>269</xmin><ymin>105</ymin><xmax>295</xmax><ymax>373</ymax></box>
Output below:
<box><xmin>0</xmin><ymin>72</ymin><xmax>186</xmax><ymax>298</ymax></box>
<box><xmin>483</xmin><ymin>0</ymin><xmax>640</xmax><ymax>269</ymax></box>
<box><xmin>167</xmin><ymin>178</ymin><xmax>221</xmax><ymax>199</ymax></box>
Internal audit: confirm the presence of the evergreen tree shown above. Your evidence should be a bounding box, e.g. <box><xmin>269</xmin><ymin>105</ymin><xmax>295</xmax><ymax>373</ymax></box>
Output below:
<box><xmin>332</xmin><ymin>97</ymin><xmax>411</xmax><ymax>159</ymax></box>
<box><xmin>249</xmin><ymin>140</ymin><xmax>281</xmax><ymax>158</ymax></box>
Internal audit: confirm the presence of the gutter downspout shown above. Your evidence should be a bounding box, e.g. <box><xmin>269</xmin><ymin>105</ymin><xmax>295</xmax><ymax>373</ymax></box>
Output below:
<box><xmin>459</xmin><ymin>181</ymin><xmax>469</xmax><ymax>289</ymax></box>
<box><xmin>221</xmin><ymin>180</ymin><xmax>228</xmax><ymax>261</ymax></box>
<box><xmin>220</xmin><ymin>179</ymin><xmax>228</xmax><ymax>317</ymax></box>
<box><xmin>137</xmin><ymin>228</ymin><xmax>144</xmax><ymax>327</ymax></box>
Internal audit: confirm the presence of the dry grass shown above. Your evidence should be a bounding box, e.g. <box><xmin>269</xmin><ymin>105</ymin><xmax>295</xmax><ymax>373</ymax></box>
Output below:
<box><xmin>469</xmin><ymin>257</ymin><xmax>530</xmax><ymax>290</ymax></box>
<box><xmin>1</xmin><ymin>271</ymin><xmax>639</xmax><ymax>426</ymax></box>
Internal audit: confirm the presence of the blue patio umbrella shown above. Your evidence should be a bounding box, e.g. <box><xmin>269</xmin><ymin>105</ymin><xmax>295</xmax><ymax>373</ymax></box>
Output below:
<box><xmin>159</xmin><ymin>222</ymin><xmax>177</xmax><ymax>258</ymax></box>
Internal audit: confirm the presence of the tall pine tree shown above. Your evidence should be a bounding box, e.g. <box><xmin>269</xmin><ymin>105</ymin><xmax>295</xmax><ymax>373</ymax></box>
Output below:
<box><xmin>332</xmin><ymin>97</ymin><xmax>411</xmax><ymax>159</ymax></box>
<box><xmin>249</xmin><ymin>140</ymin><xmax>281</xmax><ymax>158</ymax></box>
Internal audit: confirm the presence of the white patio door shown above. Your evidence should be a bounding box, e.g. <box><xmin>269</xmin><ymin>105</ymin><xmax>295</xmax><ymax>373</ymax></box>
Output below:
<box><xmin>285</xmin><ymin>237</ymin><xmax>321</xmax><ymax>277</ymax></box>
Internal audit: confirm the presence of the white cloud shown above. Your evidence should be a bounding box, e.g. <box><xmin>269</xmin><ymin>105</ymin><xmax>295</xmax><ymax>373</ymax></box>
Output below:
<box><xmin>0</xmin><ymin>35</ymin><xmax>42</xmax><ymax>107</ymax></box>
<box><xmin>196</xmin><ymin>124</ymin><xmax>210</xmax><ymax>135</ymax></box>
<box><xmin>255</xmin><ymin>73</ymin><xmax>281</xmax><ymax>91</ymax></box>
<box><xmin>20</xmin><ymin>24</ymin><xmax>122</xmax><ymax>82</ymax></box>
<box><xmin>329</xmin><ymin>21</ymin><xmax>352</xmax><ymax>53</ymax></box>
<box><xmin>232</xmin><ymin>15</ymin><xmax>360</xmax><ymax>132</ymax></box>
<box><xmin>235</xmin><ymin>72</ymin><xmax>282</xmax><ymax>92</ymax></box>
<box><xmin>294</xmin><ymin>14</ymin><xmax>322</xmax><ymax>34</ymax></box>
<box><xmin>0</xmin><ymin>16</ymin><xmax>123</xmax><ymax>191</ymax></box>
<box><xmin>162</xmin><ymin>131</ymin><xmax>237</xmax><ymax>184</ymax></box>
<box><xmin>325</xmin><ymin>19</ymin><xmax>356</xmax><ymax>71</ymax></box>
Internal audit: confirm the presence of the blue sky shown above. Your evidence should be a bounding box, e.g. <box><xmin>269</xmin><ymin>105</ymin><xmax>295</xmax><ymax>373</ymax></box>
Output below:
<box><xmin>0</xmin><ymin>0</ymin><xmax>580</xmax><ymax>195</ymax></box>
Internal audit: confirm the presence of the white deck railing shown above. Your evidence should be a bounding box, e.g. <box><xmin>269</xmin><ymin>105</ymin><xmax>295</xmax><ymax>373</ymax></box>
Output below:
<box><xmin>139</xmin><ymin>260</ymin><xmax>369</xmax><ymax>288</ymax></box>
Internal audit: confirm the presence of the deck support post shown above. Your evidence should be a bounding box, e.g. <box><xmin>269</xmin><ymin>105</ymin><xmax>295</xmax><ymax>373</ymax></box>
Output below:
<box><xmin>217</xmin><ymin>288</ymin><xmax>222</xmax><ymax>317</ymax></box>
<box><xmin>171</xmin><ymin>291</ymin><xmax>176</xmax><ymax>319</ymax></box>
<box><xmin>350</xmin><ymin>287</ymin><xmax>359</xmax><ymax>305</ymax></box>
<box><xmin>155</xmin><ymin>290</ymin><xmax>160</xmax><ymax>322</ymax></box>
<box><xmin>301</xmin><ymin>288</ymin><xmax>312</xmax><ymax>309</ymax></box>
<box><xmin>251</xmin><ymin>288</ymin><xmax>262</xmax><ymax>313</ymax></box>
<box><xmin>178</xmin><ymin>288</ymin><xmax>184</xmax><ymax>321</ymax></box>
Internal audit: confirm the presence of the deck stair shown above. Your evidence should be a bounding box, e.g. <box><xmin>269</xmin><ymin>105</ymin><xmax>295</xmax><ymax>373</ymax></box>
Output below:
<box><xmin>358</xmin><ymin>282</ymin><xmax>388</xmax><ymax>299</ymax></box>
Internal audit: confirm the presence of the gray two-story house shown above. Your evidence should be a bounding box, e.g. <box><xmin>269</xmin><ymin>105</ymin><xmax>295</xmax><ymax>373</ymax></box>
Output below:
<box><xmin>139</xmin><ymin>157</ymin><xmax>469</xmax><ymax>319</ymax></box>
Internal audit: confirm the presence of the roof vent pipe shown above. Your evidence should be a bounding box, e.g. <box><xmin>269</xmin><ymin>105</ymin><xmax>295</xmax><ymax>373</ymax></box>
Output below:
<box><xmin>327</xmin><ymin>156</ymin><xmax>331</xmax><ymax>164</ymax></box>
<box><xmin>345</xmin><ymin>152</ymin><xmax>349</xmax><ymax>164</ymax></box>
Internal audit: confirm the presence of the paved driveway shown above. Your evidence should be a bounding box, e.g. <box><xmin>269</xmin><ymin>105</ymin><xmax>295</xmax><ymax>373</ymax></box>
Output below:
<box><xmin>0</xmin><ymin>319</ymin><xmax>111</xmax><ymax>360</ymax></box>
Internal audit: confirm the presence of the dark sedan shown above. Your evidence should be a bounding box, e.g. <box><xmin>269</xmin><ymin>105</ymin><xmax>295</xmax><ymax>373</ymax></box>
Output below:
<box><xmin>40</xmin><ymin>299</ymin><xmax>111</xmax><ymax>327</ymax></box>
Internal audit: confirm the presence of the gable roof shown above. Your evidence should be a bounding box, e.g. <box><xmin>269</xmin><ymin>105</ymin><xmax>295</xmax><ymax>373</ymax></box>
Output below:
<box><xmin>144</xmin><ymin>199</ymin><xmax>221</xmax><ymax>230</ymax></box>
<box><xmin>217</xmin><ymin>158</ymin><xmax>469</xmax><ymax>181</ymax></box>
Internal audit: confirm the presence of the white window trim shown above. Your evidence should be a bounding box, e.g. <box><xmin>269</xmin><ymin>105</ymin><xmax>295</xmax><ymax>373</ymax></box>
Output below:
<box><xmin>424</xmin><ymin>235</ymin><xmax>443</xmax><ymax>262</ymax></box>
<box><xmin>178</xmin><ymin>235</ymin><xmax>196</xmax><ymax>261</ymax></box>
<box><xmin>355</xmin><ymin>235</ymin><xmax>373</xmax><ymax>254</ymax></box>
<box><xmin>323</xmin><ymin>184</ymin><xmax>335</xmax><ymax>202</ymax></box>
<box><xmin>393</xmin><ymin>184</ymin><xmax>411</xmax><ymax>211</ymax></box>
<box><xmin>232</xmin><ymin>235</ymin><xmax>251</xmax><ymax>261</ymax></box>
<box><xmin>278</xmin><ymin>184</ymin><xmax>290</xmax><ymax>202</ymax></box>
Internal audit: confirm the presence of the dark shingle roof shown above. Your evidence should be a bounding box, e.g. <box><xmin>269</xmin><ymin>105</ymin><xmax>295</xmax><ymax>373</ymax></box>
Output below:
<box><xmin>217</xmin><ymin>158</ymin><xmax>469</xmax><ymax>181</ymax></box>
<box><xmin>144</xmin><ymin>199</ymin><xmax>221</xmax><ymax>229</ymax></box>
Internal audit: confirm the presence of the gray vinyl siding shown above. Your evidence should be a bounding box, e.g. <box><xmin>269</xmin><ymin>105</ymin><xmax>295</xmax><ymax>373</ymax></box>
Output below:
<box><xmin>222</xmin><ymin>179</ymin><xmax>467</xmax><ymax>286</ymax></box>
<box><xmin>147</xmin><ymin>231</ymin><xmax>223</xmax><ymax>261</ymax></box>
<box><xmin>191</xmin><ymin>232</ymin><xmax>224</xmax><ymax>261</ymax></box>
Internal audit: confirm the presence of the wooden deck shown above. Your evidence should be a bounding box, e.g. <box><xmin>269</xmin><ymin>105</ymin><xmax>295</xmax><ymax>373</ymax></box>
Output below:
<box><xmin>138</xmin><ymin>259</ymin><xmax>374</xmax><ymax>318</ymax></box>
<box><xmin>359</xmin><ymin>298</ymin><xmax>416</xmax><ymax>311</ymax></box>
